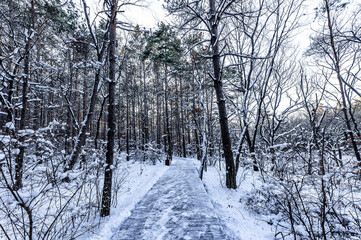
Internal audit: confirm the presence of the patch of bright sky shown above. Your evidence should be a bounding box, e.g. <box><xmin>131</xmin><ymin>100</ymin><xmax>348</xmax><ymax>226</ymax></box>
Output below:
<box><xmin>295</xmin><ymin>0</ymin><xmax>359</xmax><ymax>55</ymax></box>
<box><xmin>123</xmin><ymin>0</ymin><xmax>168</xmax><ymax>29</ymax></box>
<box><xmin>76</xmin><ymin>0</ymin><xmax>359</xmax><ymax>53</ymax></box>
<box><xmin>294</xmin><ymin>0</ymin><xmax>319</xmax><ymax>53</ymax></box>
<box><xmin>84</xmin><ymin>0</ymin><xmax>168</xmax><ymax>30</ymax></box>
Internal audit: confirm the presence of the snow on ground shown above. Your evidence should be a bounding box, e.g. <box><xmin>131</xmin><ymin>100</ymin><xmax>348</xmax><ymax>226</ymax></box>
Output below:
<box><xmin>112</xmin><ymin>157</ymin><xmax>226</xmax><ymax>240</ymax></box>
<box><xmin>82</xmin><ymin>157</ymin><xmax>169</xmax><ymax>240</ymax></box>
<box><xmin>190</xmin><ymin>159</ymin><xmax>275</xmax><ymax>240</ymax></box>
<box><xmin>82</xmin><ymin>157</ymin><xmax>276</xmax><ymax>240</ymax></box>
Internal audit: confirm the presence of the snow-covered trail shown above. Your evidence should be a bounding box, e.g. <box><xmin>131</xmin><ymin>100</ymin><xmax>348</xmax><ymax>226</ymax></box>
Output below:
<box><xmin>111</xmin><ymin>157</ymin><xmax>229</xmax><ymax>240</ymax></box>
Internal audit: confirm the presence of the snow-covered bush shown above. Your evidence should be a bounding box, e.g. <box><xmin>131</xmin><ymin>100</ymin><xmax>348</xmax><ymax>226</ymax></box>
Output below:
<box><xmin>242</xmin><ymin>153</ymin><xmax>361</xmax><ymax>240</ymax></box>
<box><xmin>0</xmin><ymin>121</ymin><xmax>111</xmax><ymax>239</ymax></box>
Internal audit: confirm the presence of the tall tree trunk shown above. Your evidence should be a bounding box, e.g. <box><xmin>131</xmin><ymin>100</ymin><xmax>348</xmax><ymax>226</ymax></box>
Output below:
<box><xmin>126</xmin><ymin>69</ymin><xmax>130</xmax><ymax>161</ymax></box>
<box><xmin>192</xmin><ymin>62</ymin><xmax>201</xmax><ymax>160</ymax></box>
<box><xmin>14</xmin><ymin>0</ymin><xmax>35</xmax><ymax>190</ymax></box>
<box><xmin>101</xmin><ymin>0</ymin><xmax>117</xmax><ymax>217</ymax></box>
<box><xmin>95</xmin><ymin>96</ymin><xmax>108</xmax><ymax>149</ymax></box>
<box><xmin>118</xmin><ymin>84</ymin><xmax>122</xmax><ymax>151</ymax></box>
<box><xmin>65</xmin><ymin>49</ymin><xmax>74</xmax><ymax>154</ymax></box>
<box><xmin>156</xmin><ymin>68</ymin><xmax>161</xmax><ymax>148</ymax></box>
<box><xmin>164</xmin><ymin>66</ymin><xmax>172</xmax><ymax>165</ymax></box>
<box><xmin>324</xmin><ymin>0</ymin><xmax>360</xmax><ymax>161</ymax></box>
<box><xmin>208</xmin><ymin>85</ymin><xmax>214</xmax><ymax>157</ymax></box>
<box><xmin>132</xmin><ymin>76</ymin><xmax>136</xmax><ymax>149</ymax></box>
<box><xmin>6</xmin><ymin>0</ymin><xmax>15</xmax><ymax>123</ymax></box>
<box><xmin>33</xmin><ymin>43</ymin><xmax>41</xmax><ymax>130</ymax></box>
<box><xmin>175</xmin><ymin>77</ymin><xmax>181</xmax><ymax>155</ymax></box>
<box><xmin>180</xmin><ymin>76</ymin><xmax>187</xmax><ymax>157</ymax></box>
<box><xmin>64</xmin><ymin>58</ymin><xmax>104</xmax><ymax>175</ymax></box>
<box><xmin>63</xmin><ymin>0</ymin><xmax>109</xmax><ymax>178</ymax></box>
<box><xmin>83</xmin><ymin>51</ymin><xmax>88</xmax><ymax>121</ymax></box>
<box><xmin>142</xmin><ymin>62</ymin><xmax>148</xmax><ymax>161</ymax></box>
<box><xmin>209</xmin><ymin>0</ymin><xmax>236</xmax><ymax>189</ymax></box>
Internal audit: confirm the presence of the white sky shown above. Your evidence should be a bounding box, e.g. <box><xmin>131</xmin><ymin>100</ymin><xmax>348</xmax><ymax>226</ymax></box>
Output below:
<box><xmin>78</xmin><ymin>0</ymin><xmax>359</xmax><ymax>47</ymax></box>
<box><xmin>84</xmin><ymin>0</ymin><xmax>168</xmax><ymax>30</ymax></box>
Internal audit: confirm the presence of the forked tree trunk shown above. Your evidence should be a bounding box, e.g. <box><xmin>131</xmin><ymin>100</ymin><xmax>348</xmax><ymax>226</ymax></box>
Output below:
<box><xmin>63</xmin><ymin>55</ymin><xmax>104</xmax><ymax>176</ymax></box>
<box><xmin>63</xmin><ymin>0</ymin><xmax>108</xmax><ymax>178</ymax></box>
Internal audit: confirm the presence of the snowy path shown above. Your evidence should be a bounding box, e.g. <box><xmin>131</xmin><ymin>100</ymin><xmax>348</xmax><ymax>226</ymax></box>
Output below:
<box><xmin>111</xmin><ymin>157</ymin><xmax>228</xmax><ymax>240</ymax></box>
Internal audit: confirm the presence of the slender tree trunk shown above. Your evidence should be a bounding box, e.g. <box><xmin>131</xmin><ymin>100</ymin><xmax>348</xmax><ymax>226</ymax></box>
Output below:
<box><xmin>173</xmin><ymin>77</ymin><xmax>181</xmax><ymax>155</ymax></box>
<box><xmin>83</xmin><ymin>51</ymin><xmax>88</xmax><ymax>121</ymax></box>
<box><xmin>126</xmin><ymin>70</ymin><xmax>130</xmax><ymax>161</ymax></box>
<box><xmin>206</xmin><ymin>78</ymin><xmax>213</xmax><ymax>158</ymax></box>
<box><xmin>180</xmin><ymin>77</ymin><xmax>186</xmax><ymax>157</ymax></box>
<box><xmin>33</xmin><ymin>44</ymin><xmax>41</xmax><ymax>130</ymax></box>
<box><xmin>63</xmin><ymin>0</ymin><xmax>109</xmax><ymax>178</ymax></box>
<box><xmin>118</xmin><ymin>83</ymin><xmax>122</xmax><ymax>151</ymax></box>
<box><xmin>142</xmin><ymin>62</ymin><xmax>148</xmax><ymax>161</ymax></box>
<box><xmin>132</xmin><ymin>76</ymin><xmax>136</xmax><ymax>149</ymax></box>
<box><xmin>101</xmin><ymin>0</ymin><xmax>117</xmax><ymax>217</ymax></box>
<box><xmin>192</xmin><ymin>62</ymin><xmax>201</xmax><ymax>160</ymax></box>
<box><xmin>64</xmin><ymin>58</ymin><xmax>104</xmax><ymax>175</ymax></box>
<box><xmin>6</xmin><ymin>0</ymin><xmax>15</xmax><ymax>123</ymax></box>
<box><xmin>156</xmin><ymin>93</ymin><xmax>161</xmax><ymax>147</ymax></box>
<box><xmin>199</xmin><ymin>78</ymin><xmax>207</xmax><ymax>180</ymax></box>
<box><xmin>324</xmin><ymin>0</ymin><xmax>360</xmax><ymax>161</ymax></box>
<box><xmin>164</xmin><ymin>65</ymin><xmax>172</xmax><ymax>165</ymax></box>
<box><xmin>209</xmin><ymin>0</ymin><xmax>236</xmax><ymax>189</ymax></box>
<box><xmin>14</xmin><ymin>0</ymin><xmax>35</xmax><ymax>190</ymax></box>
<box><xmin>192</xmin><ymin>98</ymin><xmax>201</xmax><ymax>160</ymax></box>
<box><xmin>95</xmin><ymin>96</ymin><xmax>108</xmax><ymax>149</ymax></box>
<box><xmin>155</xmin><ymin>66</ymin><xmax>161</xmax><ymax>149</ymax></box>
<box><xmin>65</xmin><ymin>49</ymin><xmax>74</xmax><ymax>154</ymax></box>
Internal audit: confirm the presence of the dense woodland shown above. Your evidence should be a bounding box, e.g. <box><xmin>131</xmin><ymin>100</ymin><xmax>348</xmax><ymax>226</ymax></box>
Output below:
<box><xmin>1</xmin><ymin>0</ymin><xmax>361</xmax><ymax>239</ymax></box>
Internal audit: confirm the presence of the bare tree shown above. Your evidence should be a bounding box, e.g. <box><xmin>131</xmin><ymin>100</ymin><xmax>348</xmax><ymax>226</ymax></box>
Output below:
<box><xmin>308</xmin><ymin>0</ymin><xmax>361</xmax><ymax>161</ymax></box>
<box><xmin>14</xmin><ymin>0</ymin><xmax>35</xmax><ymax>190</ymax></box>
<box><xmin>63</xmin><ymin>0</ymin><xmax>110</xmax><ymax>178</ymax></box>
<box><xmin>165</xmin><ymin>0</ymin><xmax>237</xmax><ymax>188</ymax></box>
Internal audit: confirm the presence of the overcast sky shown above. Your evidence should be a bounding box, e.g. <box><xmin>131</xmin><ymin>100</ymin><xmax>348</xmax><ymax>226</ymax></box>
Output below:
<box><xmin>84</xmin><ymin>0</ymin><xmax>167</xmax><ymax>29</ymax></box>
<box><xmin>80</xmin><ymin>0</ymin><xmax>359</xmax><ymax>55</ymax></box>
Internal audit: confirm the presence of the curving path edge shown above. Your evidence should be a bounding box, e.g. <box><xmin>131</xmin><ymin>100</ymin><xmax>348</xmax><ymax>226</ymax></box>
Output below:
<box><xmin>111</xmin><ymin>157</ymin><xmax>228</xmax><ymax>240</ymax></box>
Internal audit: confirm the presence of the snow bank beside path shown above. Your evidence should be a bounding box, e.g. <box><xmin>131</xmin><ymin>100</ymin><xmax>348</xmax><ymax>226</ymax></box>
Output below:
<box><xmin>191</xmin><ymin>159</ymin><xmax>274</xmax><ymax>240</ymax></box>
<box><xmin>83</xmin><ymin>159</ymin><xmax>169</xmax><ymax>240</ymax></box>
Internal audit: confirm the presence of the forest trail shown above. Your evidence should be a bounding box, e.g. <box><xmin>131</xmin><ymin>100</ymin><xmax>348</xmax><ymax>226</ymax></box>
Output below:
<box><xmin>111</xmin><ymin>157</ymin><xmax>229</xmax><ymax>240</ymax></box>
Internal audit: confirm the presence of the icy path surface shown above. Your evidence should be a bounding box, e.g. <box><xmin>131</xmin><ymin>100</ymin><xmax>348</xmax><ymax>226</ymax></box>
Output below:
<box><xmin>111</xmin><ymin>157</ymin><xmax>228</xmax><ymax>240</ymax></box>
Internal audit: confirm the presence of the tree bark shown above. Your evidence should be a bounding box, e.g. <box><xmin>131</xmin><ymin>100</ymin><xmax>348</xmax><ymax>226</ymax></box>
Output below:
<box><xmin>164</xmin><ymin>65</ymin><xmax>172</xmax><ymax>165</ymax></box>
<box><xmin>209</xmin><ymin>0</ymin><xmax>236</xmax><ymax>189</ymax></box>
<box><xmin>180</xmin><ymin>76</ymin><xmax>187</xmax><ymax>157</ymax></box>
<box><xmin>14</xmin><ymin>0</ymin><xmax>35</xmax><ymax>190</ymax></box>
<box><xmin>101</xmin><ymin>0</ymin><xmax>117</xmax><ymax>217</ymax></box>
<box><xmin>126</xmin><ymin>78</ymin><xmax>130</xmax><ymax>161</ymax></box>
<box><xmin>63</xmin><ymin>0</ymin><xmax>109</xmax><ymax>177</ymax></box>
<box><xmin>142</xmin><ymin>61</ymin><xmax>148</xmax><ymax>161</ymax></box>
<box><xmin>324</xmin><ymin>0</ymin><xmax>361</xmax><ymax>161</ymax></box>
<box><xmin>65</xmin><ymin>49</ymin><xmax>74</xmax><ymax>154</ymax></box>
<box><xmin>95</xmin><ymin>95</ymin><xmax>108</xmax><ymax>149</ymax></box>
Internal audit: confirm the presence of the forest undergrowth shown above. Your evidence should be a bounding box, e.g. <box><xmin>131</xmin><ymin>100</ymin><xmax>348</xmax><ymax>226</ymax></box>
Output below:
<box><xmin>239</xmin><ymin>143</ymin><xmax>361</xmax><ymax>239</ymax></box>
